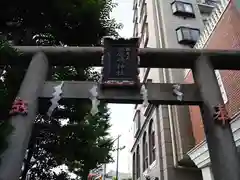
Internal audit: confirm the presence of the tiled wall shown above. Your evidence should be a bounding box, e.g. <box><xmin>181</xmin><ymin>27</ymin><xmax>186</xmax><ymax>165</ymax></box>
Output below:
<box><xmin>185</xmin><ymin>3</ymin><xmax>240</xmax><ymax>144</ymax></box>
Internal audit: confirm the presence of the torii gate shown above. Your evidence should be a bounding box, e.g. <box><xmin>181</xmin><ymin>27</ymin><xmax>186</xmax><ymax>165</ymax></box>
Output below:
<box><xmin>0</xmin><ymin>38</ymin><xmax>240</xmax><ymax>180</ymax></box>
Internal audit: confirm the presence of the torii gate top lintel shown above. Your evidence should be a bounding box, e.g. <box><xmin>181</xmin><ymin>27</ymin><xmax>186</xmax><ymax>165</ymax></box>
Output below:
<box><xmin>3</xmin><ymin>46</ymin><xmax>240</xmax><ymax>70</ymax></box>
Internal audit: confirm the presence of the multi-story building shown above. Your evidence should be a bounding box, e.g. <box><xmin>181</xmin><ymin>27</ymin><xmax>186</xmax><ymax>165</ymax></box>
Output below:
<box><xmin>130</xmin><ymin>0</ymin><xmax>226</xmax><ymax>180</ymax></box>
<box><xmin>185</xmin><ymin>1</ymin><xmax>240</xmax><ymax>180</ymax></box>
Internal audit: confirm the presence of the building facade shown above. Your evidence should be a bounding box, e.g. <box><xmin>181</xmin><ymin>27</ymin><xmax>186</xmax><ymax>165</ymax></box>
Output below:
<box><xmin>130</xmin><ymin>0</ymin><xmax>225</xmax><ymax>180</ymax></box>
<box><xmin>186</xmin><ymin>1</ymin><xmax>240</xmax><ymax>180</ymax></box>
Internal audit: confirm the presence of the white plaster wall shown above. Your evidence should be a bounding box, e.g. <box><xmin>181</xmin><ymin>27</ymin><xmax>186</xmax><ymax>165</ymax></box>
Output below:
<box><xmin>159</xmin><ymin>0</ymin><xmax>205</xmax><ymax>48</ymax></box>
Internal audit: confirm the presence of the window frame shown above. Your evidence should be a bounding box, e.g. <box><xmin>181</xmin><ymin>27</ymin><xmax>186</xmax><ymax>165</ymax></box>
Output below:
<box><xmin>203</xmin><ymin>19</ymin><xmax>208</xmax><ymax>25</ymax></box>
<box><xmin>148</xmin><ymin>119</ymin><xmax>156</xmax><ymax>164</ymax></box>
<box><xmin>133</xmin><ymin>8</ymin><xmax>138</xmax><ymax>23</ymax></box>
<box><xmin>176</xmin><ymin>26</ymin><xmax>200</xmax><ymax>46</ymax></box>
<box><xmin>142</xmin><ymin>132</ymin><xmax>149</xmax><ymax>171</ymax></box>
<box><xmin>151</xmin><ymin>131</ymin><xmax>156</xmax><ymax>162</ymax></box>
<box><xmin>171</xmin><ymin>1</ymin><xmax>195</xmax><ymax>18</ymax></box>
<box><xmin>143</xmin><ymin>23</ymin><xmax>149</xmax><ymax>47</ymax></box>
<box><xmin>133</xmin><ymin>22</ymin><xmax>139</xmax><ymax>37</ymax></box>
<box><xmin>133</xmin><ymin>153</ymin><xmax>136</xmax><ymax>180</ymax></box>
<box><xmin>144</xmin><ymin>143</ymin><xmax>148</xmax><ymax>169</ymax></box>
<box><xmin>136</xmin><ymin>146</ymin><xmax>140</xmax><ymax>179</ymax></box>
<box><xmin>139</xmin><ymin>2</ymin><xmax>147</xmax><ymax>24</ymax></box>
<box><xmin>140</xmin><ymin>22</ymin><xmax>149</xmax><ymax>49</ymax></box>
<box><xmin>134</xmin><ymin>110</ymin><xmax>141</xmax><ymax>138</ymax></box>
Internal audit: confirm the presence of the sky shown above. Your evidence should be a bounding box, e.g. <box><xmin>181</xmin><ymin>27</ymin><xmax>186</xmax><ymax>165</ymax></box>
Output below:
<box><xmin>106</xmin><ymin>0</ymin><xmax>135</xmax><ymax>174</ymax></box>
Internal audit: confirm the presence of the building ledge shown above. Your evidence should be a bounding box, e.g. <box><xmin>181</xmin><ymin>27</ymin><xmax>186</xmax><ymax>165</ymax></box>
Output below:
<box><xmin>187</xmin><ymin>111</ymin><xmax>240</xmax><ymax>168</ymax></box>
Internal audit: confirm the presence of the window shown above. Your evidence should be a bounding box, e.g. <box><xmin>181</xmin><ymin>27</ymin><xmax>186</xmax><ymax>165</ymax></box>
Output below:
<box><xmin>176</xmin><ymin>27</ymin><xmax>200</xmax><ymax>46</ymax></box>
<box><xmin>142</xmin><ymin>132</ymin><xmax>148</xmax><ymax>171</ymax></box>
<box><xmin>136</xmin><ymin>145</ymin><xmax>140</xmax><ymax>179</ymax></box>
<box><xmin>133</xmin><ymin>0</ymin><xmax>137</xmax><ymax>10</ymax></box>
<box><xmin>185</xmin><ymin>3</ymin><xmax>194</xmax><ymax>13</ymax></box>
<box><xmin>171</xmin><ymin>1</ymin><xmax>195</xmax><ymax>18</ymax></box>
<box><xmin>138</xmin><ymin>0</ymin><xmax>145</xmax><ymax>7</ymax></box>
<box><xmin>140</xmin><ymin>23</ymin><xmax>149</xmax><ymax>48</ymax></box>
<box><xmin>133</xmin><ymin>9</ymin><xmax>138</xmax><ymax>23</ymax></box>
<box><xmin>133</xmin><ymin>153</ymin><xmax>136</xmax><ymax>180</ymax></box>
<box><xmin>139</xmin><ymin>3</ymin><xmax>147</xmax><ymax>24</ymax></box>
<box><xmin>133</xmin><ymin>23</ymin><xmax>139</xmax><ymax>37</ymax></box>
<box><xmin>148</xmin><ymin>119</ymin><xmax>156</xmax><ymax>164</ymax></box>
<box><xmin>134</xmin><ymin>110</ymin><xmax>141</xmax><ymax>137</ymax></box>
<box><xmin>205</xmin><ymin>0</ymin><xmax>219</xmax><ymax>6</ymax></box>
<box><xmin>203</xmin><ymin>19</ymin><xmax>208</xmax><ymax>25</ymax></box>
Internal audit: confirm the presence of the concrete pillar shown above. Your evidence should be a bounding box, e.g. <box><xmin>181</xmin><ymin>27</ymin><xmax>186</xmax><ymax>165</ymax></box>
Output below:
<box><xmin>0</xmin><ymin>52</ymin><xmax>49</xmax><ymax>180</ymax></box>
<box><xmin>201</xmin><ymin>167</ymin><xmax>214</xmax><ymax>180</ymax></box>
<box><xmin>192</xmin><ymin>56</ymin><xmax>240</xmax><ymax>180</ymax></box>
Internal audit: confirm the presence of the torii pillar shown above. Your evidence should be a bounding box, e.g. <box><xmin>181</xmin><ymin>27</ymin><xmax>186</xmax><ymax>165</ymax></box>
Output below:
<box><xmin>0</xmin><ymin>52</ymin><xmax>49</xmax><ymax>180</ymax></box>
<box><xmin>192</xmin><ymin>56</ymin><xmax>240</xmax><ymax>180</ymax></box>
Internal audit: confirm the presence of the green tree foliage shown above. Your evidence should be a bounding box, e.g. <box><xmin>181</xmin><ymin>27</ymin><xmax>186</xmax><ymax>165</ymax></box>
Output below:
<box><xmin>24</xmin><ymin>101</ymin><xmax>113</xmax><ymax>180</ymax></box>
<box><xmin>0</xmin><ymin>0</ymin><xmax>122</xmax><ymax>179</ymax></box>
<box><xmin>0</xmin><ymin>0</ymin><xmax>122</xmax><ymax>45</ymax></box>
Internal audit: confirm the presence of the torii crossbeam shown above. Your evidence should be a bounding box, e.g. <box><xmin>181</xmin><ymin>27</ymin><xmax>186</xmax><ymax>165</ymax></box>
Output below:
<box><xmin>1</xmin><ymin>46</ymin><xmax>240</xmax><ymax>69</ymax></box>
<box><xmin>41</xmin><ymin>81</ymin><xmax>201</xmax><ymax>105</ymax></box>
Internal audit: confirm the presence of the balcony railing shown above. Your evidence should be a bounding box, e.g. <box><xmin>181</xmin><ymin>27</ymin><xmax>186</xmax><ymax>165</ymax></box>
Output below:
<box><xmin>197</xmin><ymin>0</ymin><xmax>220</xmax><ymax>6</ymax></box>
<box><xmin>194</xmin><ymin>0</ymin><xmax>230</xmax><ymax>49</ymax></box>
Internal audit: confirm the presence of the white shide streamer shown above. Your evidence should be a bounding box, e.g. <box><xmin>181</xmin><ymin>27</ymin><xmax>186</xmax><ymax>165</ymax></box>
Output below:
<box><xmin>172</xmin><ymin>84</ymin><xmax>183</xmax><ymax>101</ymax></box>
<box><xmin>89</xmin><ymin>85</ymin><xmax>100</xmax><ymax>116</ymax></box>
<box><xmin>47</xmin><ymin>81</ymin><xmax>64</xmax><ymax>117</ymax></box>
<box><xmin>140</xmin><ymin>84</ymin><xmax>148</xmax><ymax>107</ymax></box>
